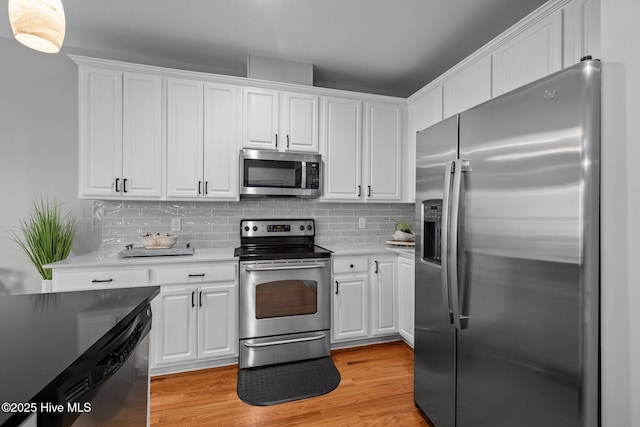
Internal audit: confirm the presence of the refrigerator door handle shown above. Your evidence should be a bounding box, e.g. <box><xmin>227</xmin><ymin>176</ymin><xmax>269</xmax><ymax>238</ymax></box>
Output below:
<box><xmin>441</xmin><ymin>160</ymin><xmax>455</xmax><ymax>325</ymax></box>
<box><xmin>449</xmin><ymin>159</ymin><xmax>471</xmax><ymax>330</ymax></box>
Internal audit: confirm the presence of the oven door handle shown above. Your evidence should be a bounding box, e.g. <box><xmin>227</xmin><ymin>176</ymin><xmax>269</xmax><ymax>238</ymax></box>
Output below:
<box><xmin>242</xmin><ymin>263</ymin><xmax>327</xmax><ymax>272</ymax></box>
<box><xmin>243</xmin><ymin>333</ymin><xmax>327</xmax><ymax>348</ymax></box>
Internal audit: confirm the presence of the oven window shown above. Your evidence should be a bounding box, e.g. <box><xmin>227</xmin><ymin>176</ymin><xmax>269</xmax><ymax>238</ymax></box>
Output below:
<box><xmin>255</xmin><ymin>280</ymin><xmax>318</xmax><ymax>319</ymax></box>
<box><xmin>244</xmin><ymin>159</ymin><xmax>302</xmax><ymax>188</ymax></box>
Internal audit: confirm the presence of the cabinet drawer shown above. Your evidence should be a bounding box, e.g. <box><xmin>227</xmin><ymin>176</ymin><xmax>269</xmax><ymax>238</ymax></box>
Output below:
<box><xmin>154</xmin><ymin>263</ymin><xmax>236</xmax><ymax>285</ymax></box>
<box><xmin>54</xmin><ymin>269</ymin><xmax>149</xmax><ymax>291</ymax></box>
<box><xmin>333</xmin><ymin>256</ymin><xmax>369</xmax><ymax>274</ymax></box>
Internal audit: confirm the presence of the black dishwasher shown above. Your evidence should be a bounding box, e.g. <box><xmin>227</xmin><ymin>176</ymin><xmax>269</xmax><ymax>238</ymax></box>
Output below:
<box><xmin>39</xmin><ymin>303</ymin><xmax>152</xmax><ymax>427</ymax></box>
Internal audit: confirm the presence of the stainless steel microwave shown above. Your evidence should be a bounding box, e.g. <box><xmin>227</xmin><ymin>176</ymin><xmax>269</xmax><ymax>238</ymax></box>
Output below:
<box><xmin>240</xmin><ymin>149</ymin><xmax>322</xmax><ymax>198</ymax></box>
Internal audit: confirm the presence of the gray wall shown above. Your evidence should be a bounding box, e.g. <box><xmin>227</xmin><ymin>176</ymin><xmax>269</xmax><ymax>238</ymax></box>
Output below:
<box><xmin>0</xmin><ymin>37</ymin><xmax>93</xmax><ymax>294</ymax></box>
<box><xmin>601</xmin><ymin>0</ymin><xmax>640</xmax><ymax>425</ymax></box>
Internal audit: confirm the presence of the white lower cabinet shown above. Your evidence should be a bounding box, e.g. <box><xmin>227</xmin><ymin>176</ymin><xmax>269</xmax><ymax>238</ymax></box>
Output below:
<box><xmin>397</xmin><ymin>256</ymin><xmax>415</xmax><ymax>346</ymax></box>
<box><xmin>150</xmin><ymin>263</ymin><xmax>238</xmax><ymax>371</ymax></box>
<box><xmin>333</xmin><ymin>274</ymin><xmax>369</xmax><ymax>341</ymax></box>
<box><xmin>332</xmin><ymin>255</ymin><xmax>398</xmax><ymax>343</ymax></box>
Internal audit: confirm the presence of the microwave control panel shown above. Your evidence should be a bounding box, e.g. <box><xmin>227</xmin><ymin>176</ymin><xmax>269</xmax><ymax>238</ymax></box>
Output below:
<box><xmin>306</xmin><ymin>163</ymin><xmax>320</xmax><ymax>189</ymax></box>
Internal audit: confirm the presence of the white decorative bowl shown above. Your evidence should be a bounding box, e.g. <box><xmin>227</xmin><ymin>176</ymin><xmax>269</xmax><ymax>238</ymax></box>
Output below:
<box><xmin>392</xmin><ymin>230</ymin><xmax>415</xmax><ymax>242</ymax></box>
<box><xmin>140</xmin><ymin>234</ymin><xmax>177</xmax><ymax>249</ymax></box>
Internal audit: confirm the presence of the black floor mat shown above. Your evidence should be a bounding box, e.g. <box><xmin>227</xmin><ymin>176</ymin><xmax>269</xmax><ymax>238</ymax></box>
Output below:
<box><xmin>237</xmin><ymin>357</ymin><xmax>341</xmax><ymax>406</ymax></box>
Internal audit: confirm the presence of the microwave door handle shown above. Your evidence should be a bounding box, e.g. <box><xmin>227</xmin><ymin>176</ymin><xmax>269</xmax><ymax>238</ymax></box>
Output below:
<box><xmin>301</xmin><ymin>161</ymin><xmax>307</xmax><ymax>189</ymax></box>
<box><xmin>441</xmin><ymin>160</ymin><xmax>455</xmax><ymax>325</ymax></box>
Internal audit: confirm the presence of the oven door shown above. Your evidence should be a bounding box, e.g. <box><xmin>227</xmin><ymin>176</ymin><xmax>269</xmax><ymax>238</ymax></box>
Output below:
<box><xmin>239</xmin><ymin>259</ymin><xmax>331</xmax><ymax>340</ymax></box>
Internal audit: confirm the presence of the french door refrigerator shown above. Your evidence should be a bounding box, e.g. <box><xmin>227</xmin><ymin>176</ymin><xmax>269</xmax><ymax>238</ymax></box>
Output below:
<box><xmin>414</xmin><ymin>59</ymin><xmax>600</xmax><ymax>427</ymax></box>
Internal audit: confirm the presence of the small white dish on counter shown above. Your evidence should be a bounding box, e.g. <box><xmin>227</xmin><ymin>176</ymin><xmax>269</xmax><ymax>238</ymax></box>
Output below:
<box><xmin>140</xmin><ymin>233</ymin><xmax>177</xmax><ymax>249</ymax></box>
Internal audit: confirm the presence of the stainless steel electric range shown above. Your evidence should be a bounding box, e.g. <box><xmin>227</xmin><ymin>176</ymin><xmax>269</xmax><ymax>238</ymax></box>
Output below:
<box><xmin>234</xmin><ymin>219</ymin><xmax>332</xmax><ymax>369</ymax></box>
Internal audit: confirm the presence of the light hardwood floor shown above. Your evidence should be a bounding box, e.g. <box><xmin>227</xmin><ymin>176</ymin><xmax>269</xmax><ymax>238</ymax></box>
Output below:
<box><xmin>150</xmin><ymin>341</ymin><xmax>431</xmax><ymax>426</ymax></box>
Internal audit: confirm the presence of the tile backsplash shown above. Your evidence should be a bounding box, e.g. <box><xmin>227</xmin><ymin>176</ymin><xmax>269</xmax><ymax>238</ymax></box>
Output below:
<box><xmin>94</xmin><ymin>199</ymin><xmax>415</xmax><ymax>252</ymax></box>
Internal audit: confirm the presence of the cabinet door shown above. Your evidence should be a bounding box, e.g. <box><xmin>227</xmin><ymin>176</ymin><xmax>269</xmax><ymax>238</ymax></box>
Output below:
<box><xmin>167</xmin><ymin>78</ymin><xmax>204</xmax><ymax>198</ymax></box>
<box><xmin>322</xmin><ymin>97</ymin><xmax>363</xmax><ymax>200</ymax></box>
<box><xmin>371</xmin><ymin>257</ymin><xmax>398</xmax><ymax>336</ymax></box>
<box><xmin>364</xmin><ymin>102</ymin><xmax>402</xmax><ymax>201</ymax></box>
<box><xmin>242</xmin><ymin>88</ymin><xmax>279</xmax><ymax>150</ymax></box>
<box><xmin>78</xmin><ymin>67</ymin><xmax>122</xmax><ymax>198</ymax></box>
<box><xmin>197</xmin><ymin>283</ymin><xmax>238</xmax><ymax>359</ymax></box>
<box><xmin>204</xmin><ymin>83</ymin><xmax>239</xmax><ymax>200</ymax></box>
<box><xmin>332</xmin><ymin>275</ymin><xmax>369</xmax><ymax>341</ymax></box>
<box><xmin>443</xmin><ymin>56</ymin><xmax>492</xmax><ymax>118</ymax></box>
<box><xmin>492</xmin><ymin>9</ymin><xmax>562</xmax><ymax>96</ymax></box>
<box><xmin>122</xmin><ymin>73</ymin><xmax>164</xmax><ymax>198</ymax></box>
<box><xmin>154</xmin><ymin>286</ymin><xmax>198</xmax><ymax>365</ymax></box>
<box><xmin>397</xmin><ymin>257</ymin><xmax>415</xmax><ymax>346</ymax></box>
<box><xmin>282</xmin><ymin>92</ymin><xmax>319</xmax><ymax>152</ymax></box>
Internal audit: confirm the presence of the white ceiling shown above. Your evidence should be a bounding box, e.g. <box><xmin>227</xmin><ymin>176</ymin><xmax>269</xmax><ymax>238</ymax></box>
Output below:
<box><xmin>0</xmin><ymin>0</ymin><xmax>549</xmax><ymax>97</ymax></box>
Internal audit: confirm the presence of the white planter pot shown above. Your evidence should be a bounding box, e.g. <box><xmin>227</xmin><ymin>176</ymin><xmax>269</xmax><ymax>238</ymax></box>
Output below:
<box><xmin>41</xmin><ymin>279</ymin><xmax>52</xmax><ymax>293</ymax></box>
<box><xmin>392</xmin><ymin>230</ymin><xmax>415</xmax><ymax>242</ymax></box>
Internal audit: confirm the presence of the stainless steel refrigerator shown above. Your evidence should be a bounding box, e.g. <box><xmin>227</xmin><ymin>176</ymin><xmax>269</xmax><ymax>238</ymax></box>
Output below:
<box><xmin>414</xmin><ymin>59</ymin><xmax>600</xmax><ymax>427</ymax></box>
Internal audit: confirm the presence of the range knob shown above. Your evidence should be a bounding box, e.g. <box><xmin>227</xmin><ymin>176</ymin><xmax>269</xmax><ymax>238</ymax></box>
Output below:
<box><xmin>299</xmin><ymin>225</ymin><xmax>305</xmax><ymax>231</ymax></box>
<box><xmin>244</xmin><ymin>226</ymin><xmax>249</xmax><ymax>232</ymax></box>
<box><xmin>252</xmin><ymin>226</ymin><xmax>258</xmax><ymax>231</ymax></box>
<box><xmin>307</xmin><ymin>225</ymin><xmax>312</xmax><ymax>230</ymax></box>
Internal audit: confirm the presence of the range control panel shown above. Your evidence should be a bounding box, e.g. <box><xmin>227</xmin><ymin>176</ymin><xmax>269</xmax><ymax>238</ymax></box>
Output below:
<box><xmin>240</xmin><ymin>219</ymin><xmax>315</xmax><ymax>238</ymax></box>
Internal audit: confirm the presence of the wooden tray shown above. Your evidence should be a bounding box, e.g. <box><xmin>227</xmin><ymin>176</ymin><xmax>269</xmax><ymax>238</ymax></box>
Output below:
<box><xmin>386</xmin><ymin>240</ymin><xmax>415</xmax><ymax>247</ymax></box>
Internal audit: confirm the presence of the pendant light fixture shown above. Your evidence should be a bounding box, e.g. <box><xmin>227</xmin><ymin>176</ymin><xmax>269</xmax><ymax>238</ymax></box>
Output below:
<box><xmin>8</xmin><ymin>0</ymin><xmax>66</xmax><ymax>53</ymax></box>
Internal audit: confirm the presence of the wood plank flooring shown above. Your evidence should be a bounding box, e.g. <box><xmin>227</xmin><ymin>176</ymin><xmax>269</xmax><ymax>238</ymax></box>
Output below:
<box><xmin>150</xmin><ymin>341</ymin><xmax>431</xmax><ymax>426</ymax></box>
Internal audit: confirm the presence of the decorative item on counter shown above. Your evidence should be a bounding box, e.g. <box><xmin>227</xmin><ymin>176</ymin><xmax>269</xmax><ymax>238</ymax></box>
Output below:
<box><xmin>391</xmin><ymin>218</ymin><xmax>415</xmax><ymax>242</ymax></box>
<box><xmin>140</xmin><ymin>232</ymin><xmax>177</xmax><ymax>249</ymax></box>
<box><xmin>9</xmin><ymin>198</ymin><xmax>75</xmax><ymax>291</ymax></box>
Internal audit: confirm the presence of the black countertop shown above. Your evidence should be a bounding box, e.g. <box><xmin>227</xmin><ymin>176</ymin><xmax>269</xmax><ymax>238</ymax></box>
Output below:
<box><xmin>0</xmin><ymin>286</ymin><xmax>159</xmax><ymax>426</ymax></box>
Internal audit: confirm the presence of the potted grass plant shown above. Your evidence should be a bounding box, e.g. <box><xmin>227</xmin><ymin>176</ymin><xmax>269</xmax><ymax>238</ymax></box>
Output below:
<box><xmin>10</xmin><ymin>199</ymin><xmax>75</xmax><ymax>291</ymax></box>
<box><xmin>392</xmin><ymin>218</ymin><xmax>415</xmax><ymax>242</ymax></box>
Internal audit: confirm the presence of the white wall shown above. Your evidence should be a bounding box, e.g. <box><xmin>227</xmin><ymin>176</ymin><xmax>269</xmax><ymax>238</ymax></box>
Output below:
<box><xmin>0</xmin><ymin>37</ymin><xmax>93</xmax><ymax>294</ymax></box>
<box><xmin>600</xmin><ymin>0</ymin><xmax>640</xmax><ymax>426</ymax></box>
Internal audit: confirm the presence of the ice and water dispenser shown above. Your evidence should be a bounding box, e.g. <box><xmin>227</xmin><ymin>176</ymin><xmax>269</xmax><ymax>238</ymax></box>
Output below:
<box><xmin>421</xmin><ymin>200</ymin><xmax>442</xmax><ymax>264</ymax></box>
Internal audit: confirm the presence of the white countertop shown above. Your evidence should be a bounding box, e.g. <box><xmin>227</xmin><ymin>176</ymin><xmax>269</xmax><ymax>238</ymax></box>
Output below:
<box><xmin>46</xmin><ymin>244</ymin><xmax>415</xmax><ymax>269</ymax></box>
<box><xmin>45</xmin><ymin>247</ymin><xmax>237</xmax><ymax>269</ymax></box>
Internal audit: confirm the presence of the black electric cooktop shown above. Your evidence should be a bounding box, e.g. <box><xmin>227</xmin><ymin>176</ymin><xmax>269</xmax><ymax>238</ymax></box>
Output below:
<box><xmin>234</xmin><ymin>244</ymin><xmax>332</xmax><ymax>261</ymax></box>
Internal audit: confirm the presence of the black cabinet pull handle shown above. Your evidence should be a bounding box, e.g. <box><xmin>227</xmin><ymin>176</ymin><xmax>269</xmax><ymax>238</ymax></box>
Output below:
<box><xmin>374</xmin><ymin>260</ymin><xmax>379</xmax><ymax>273</ymax></box>
<box><xmin>205</xmin><ymin>181</ymin><xmax>208</xmax><ymax>195</ymax></box>
<box><xmin>275</xmin><ymin>133</ymin><xmax>278</xmax><ymax>149</ymax></box>
<box><xmin>188</xmin><ymin>273</ymin><xmax>205</xmax><ymax>278</ymax></box>
<box><xmin>115</xmin><ymin>178</ymin><xmax>120</xmax><ymax>192</ymax></box>
<box><xmin>357</xmin><ymin>185</ymin><xmax>362</xmax><ymax>197</ymax></box>
<box><xmin>286</xmin><ymin>134</ymin><xmax>290</xmax><ymax>149</ymax></box>
<box><xmin>199</xmin><ymin>291</ymin><xmax>203</xmax><ymax>307</ymax></box>
<box><xmin>335</xmin><ymin>280</ymin><xmax>339</xmax><ymax>295</ymax></box>
<box><xmin>92</xmin><ymin>279</ymin><xmax>113</xmax><ymax>283</ymax></box>
<box><xmin>191</xmin><ymin>291</ymin><xmax>195</xmax><ymax>308</ymax></box>
<box><xmin>350</xmin><ymin>264</ymin><xmax>354</xmax><ymax>268</ymax></box>
<box><xmin>123</xmin><ymin>178</ymin><xmax>128</xmax><ymax>193</ymax></box>
<box><xmin>368</xmin><ymin>186</ymin><xmax>372</xmax><ymax>197</ymax></box>
<box><xmin>198</xmin><ymin>181</ymin><xmax>202</xmax><ymax>195</ymax></box>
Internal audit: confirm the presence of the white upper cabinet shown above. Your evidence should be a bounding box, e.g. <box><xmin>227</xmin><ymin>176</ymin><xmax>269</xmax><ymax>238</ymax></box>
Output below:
<box><xmin>322</xmin><ymin>96</ymin><xmax>363</xmax><ymax>200</ymax></box>
<box><xmin>242</xmin><ymin>87</ymin><xmax>279</xmax><ymax>150</ymax></box>
<box><xmin>364</xmin><ymin>102</ymin><xmax>402</xmax><ymax>201</ymax></box>
<box><xmin>492</xmin><ymin>9</ymin><xmax>563</xmax><ymax>97</ymax></box>
<box><xmin>242</xmin><ymin>88</ymin><xmax>319</xmax><ymax>152</ymax></box>
<box><xmin>281</xmin><ymin>92</ymin><xmax>319</xmax><ymax>152</ymax></box>
<box><xmin>203</xmin><ymin>83</ymin><xmax>240</xmax><ymax>199</ymax></box>
<box><xmin>322</xmin><ymin>97</ymin><xmax>403</xmax><ymax>202</ymax></box>
<box><xmin>79</xmin><ymin>67</ymin><xmax>163</xmax><ymax>199</ymax></box>
<box><xmin>167</xmin><ymin>78</ymin><xmax>204</xmax><ymax>198</ymax></box>
<box><xmin>167</xmin><ymin>79</ymin><xmax>239</xmax><ymax>200</ymax></box>
<box><xmin>412</xmin><ymin>86</ymin><xmax>443</xmax><ymax>134</ymax></box>
<box><xmin>443</xmin><ymin>56</ymin><xmax>492</xmax><ymax>119</ymax></box>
